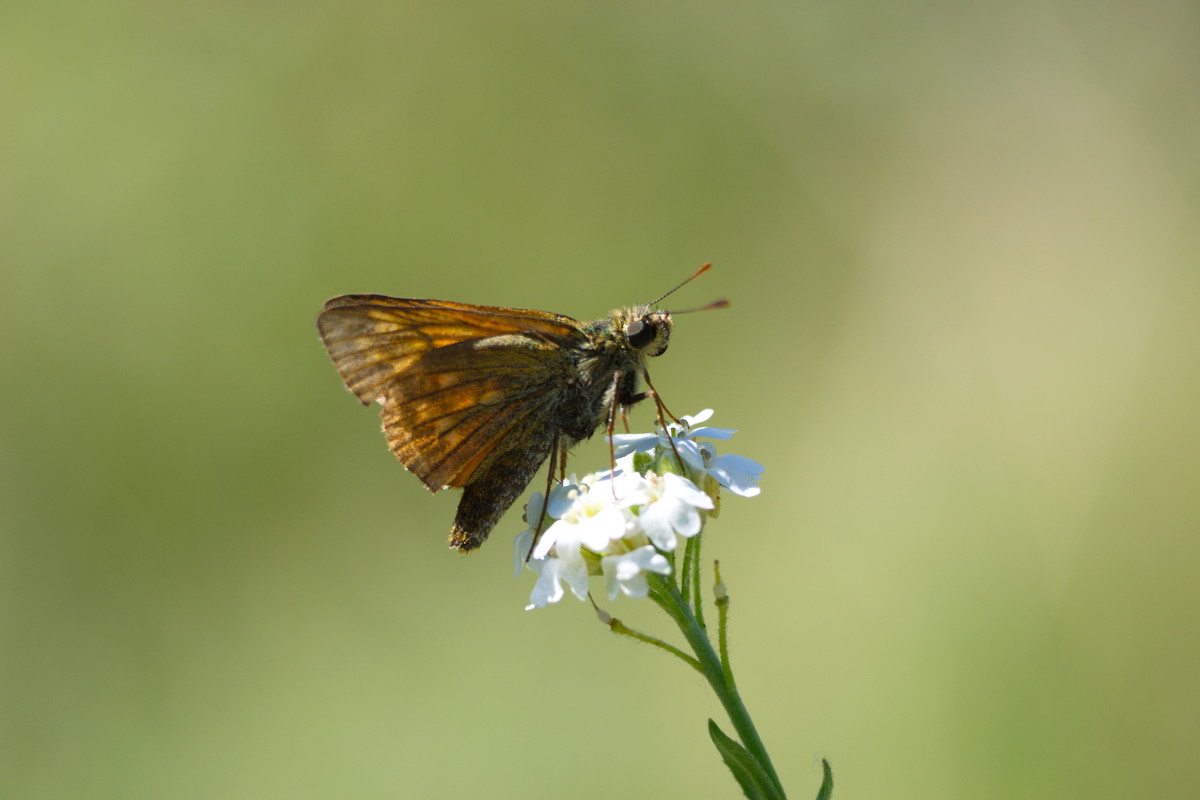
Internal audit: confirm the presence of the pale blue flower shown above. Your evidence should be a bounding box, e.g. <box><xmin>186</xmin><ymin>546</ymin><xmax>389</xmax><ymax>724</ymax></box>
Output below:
<box><xmin>611</xmin><ymin>409</ymin><xmax>763</xmax><ymax>498</ymax></box>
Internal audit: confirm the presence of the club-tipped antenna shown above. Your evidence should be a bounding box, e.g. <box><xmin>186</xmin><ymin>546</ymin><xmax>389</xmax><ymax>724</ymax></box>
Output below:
<box><xmin>670</xmin><ymin>298</ymin><xmax>730</xmax><ymax>314</ymax></box>
<box><xmin>649</xmin><ymin>262</ymin><xmax>713</xmax><ymax>307</ymax></box>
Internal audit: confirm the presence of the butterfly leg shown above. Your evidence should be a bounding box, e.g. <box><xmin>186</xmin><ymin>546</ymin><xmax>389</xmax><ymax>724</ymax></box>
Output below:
<box><xmin>609</xmin><ymin>368</ymin><xmax>684</xmax><ymax>475</ymax></box>
<box><xmin>525</xmin><ymin>428</ymin><xmax>560</xmax><ymax>561</ymax></box>
<box><xmin>605</xmin><ymin>371</ymin><xmax>627</xmax><ymax>497</ymax></box>
<box><xmin>639</xmin><ymin>369</ymin><xmax>680</xmax><ymax>425</ymax></box>
<box><xmin>639</xmin><ymin>369</ymin><xmax>685</xmax><ymax>471</ymax></box>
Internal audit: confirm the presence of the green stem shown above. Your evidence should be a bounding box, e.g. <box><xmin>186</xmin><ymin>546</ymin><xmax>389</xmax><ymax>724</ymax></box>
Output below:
<box><xmin>690</xmin><ymin>533</ymin><xmax>705</xmax><ymax>630</ymax></box>
<box><xmin>680</xmin><ymin>532</ymin><xmax>695</xmax><ymax>602</ymax></box>
<box><xmin>714</xmin><ymin>561</ymin><xmax>734</xmax><ymax>688</ymax></box>
<box><xmin>605</xmin><ymin>615</ymin><xmax>702</xmax><ymax>673</ymax></box>
<box><xmin>649</xmin><ymin>574</ymin><xmax>787</xmax><ymax>798</ymax></box>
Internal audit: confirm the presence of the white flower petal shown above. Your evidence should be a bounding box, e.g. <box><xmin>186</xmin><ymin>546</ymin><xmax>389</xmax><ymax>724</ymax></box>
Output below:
<box><xmin>686</xmin><ymin>426</ymin><xmax>736</xmax><ymax>440</ymax></box>
<box><xmin>601</xmin><ymin>546</ymin><xmax>671</xmax><ymax>599</ymax></box>
<box><xmin>707</xmin><ymin>458</ymin><xmax>762</xmax><ymax>497</ymax></box>
<box><xmin>513</xmin><ymin>529</ymin><xmax>533</xmax><ymax>578</ymax></box>
<box><xmin>526</xmin><ymin>560</ymin><xmax>566</xmax><ymax>608</ymax></box>
<box><xmin>524</xmin><ymin>491</ymin><xmax>547</xmax><ymax>524</ymax></box>
<box><xmin>545</xmin><ymin>487</ymin><xmax>578</xmax><ymax>519</ymax></box>
<box><xmin>532</xmin><ymin>517</ymin><xmax>572</xmax><ymax>559</ymax></box>
<box><xmin>560</xmin><ymin>553</ymin><xmax>591</xmax><ymax>600</ymax></box>
<box><xmin>525</xmin><ymin>539</ymin><xmax>590</xmax><ymax>609</ymax></box>
<box><xmin>576</xmin><ymin>503</ymin><xmax>627</xmax><ymax>551</ymax></box>
<box><xmin>665</xmin><ymin>499</ymin><xmax>702</xmax><ymax>538</ymax></box>
<box><xmin>610</xmin><ymin>432</ymin><xmax>659</xmax><ymax>457</ymax></box>
<box><xmin>710</xmin><ymin>453</ymin><xmax>765</xmax><ymax>478</ymax></box>
<box><xmin>673</xmin><ymin>440</ymin><xmax>707</xmax><ymax>472</ymax></box>
<box><xmin>662</xmin><ymin>473</ymin><xmax>714</xmax><ymax>509</ymax></box>
<box><xmin>640</xmin><ymin>504</ymin><xmax>680</xmax><ymax>550</ymax></box>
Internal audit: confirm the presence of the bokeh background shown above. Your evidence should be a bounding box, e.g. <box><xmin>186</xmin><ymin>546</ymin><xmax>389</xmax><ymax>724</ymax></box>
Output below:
<box><xmin>4</xmin><ymin>1</ymin><xmax>1198</xmax><ymax>797</ymax></box>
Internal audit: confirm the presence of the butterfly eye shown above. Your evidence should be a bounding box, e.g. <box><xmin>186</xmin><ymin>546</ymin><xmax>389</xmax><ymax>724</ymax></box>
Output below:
<box><xmin>625</xmin><ymin>318</ymin><xmax>656</xmax><ymax>350</ymax></box>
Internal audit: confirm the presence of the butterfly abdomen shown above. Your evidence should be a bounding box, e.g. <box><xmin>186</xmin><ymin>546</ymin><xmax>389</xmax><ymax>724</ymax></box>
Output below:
<box><xmin>449</xmin><ymin>431</ymin><xmax>557</xmax><ymax>552</ymax></box>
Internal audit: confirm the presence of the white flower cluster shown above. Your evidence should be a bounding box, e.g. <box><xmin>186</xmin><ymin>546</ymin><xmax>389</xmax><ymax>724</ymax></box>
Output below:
<box><xmin>514</xmin><ymin>410</ymin><xmax>763</xmax><ymax>610</ymax></box>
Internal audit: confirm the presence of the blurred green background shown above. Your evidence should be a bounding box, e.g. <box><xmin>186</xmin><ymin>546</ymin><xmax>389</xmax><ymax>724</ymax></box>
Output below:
<box><xmin>3</xmin><ymin>0</ymin><xmax>1198</xmax><ymax>797</ymax></box>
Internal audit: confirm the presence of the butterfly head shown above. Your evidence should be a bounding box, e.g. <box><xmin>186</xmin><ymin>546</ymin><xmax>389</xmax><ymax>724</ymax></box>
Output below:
<box><xmin>618</xmin><ymin>307</ymin><xmax>672</xmax><ymax>358</ymax></box>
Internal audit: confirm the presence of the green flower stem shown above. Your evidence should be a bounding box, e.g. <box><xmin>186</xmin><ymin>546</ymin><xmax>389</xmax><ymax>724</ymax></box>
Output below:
<box><xmin>602</xmin><ymin>613</ymin><xmax>702</xmax><ymax>673</ymax></box>
<box><xmin>648</xmin><ymin>574</ymin><xmax>787</xmax><ymax>799</ymax></box>
<box><xmin>713</xmin><ymin>561</ymin><xmax>734</xmax><ymax>689</ymax></box>
<box><xmin>690</xmin><ymin>534</ymin><xmax>705</xmax><ymax>629</ymax></box>
<box><xmin>680</xmin><ymin>532</ymin><xmax>695</xmax><ymax>602</ymax></box>
<box><xmin>680</xmin><ymin>534</ymin><xmax>706</xmax><ymax>630</ymax></box>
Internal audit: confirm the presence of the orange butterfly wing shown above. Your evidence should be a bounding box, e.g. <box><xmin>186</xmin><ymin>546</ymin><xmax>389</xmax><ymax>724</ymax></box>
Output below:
<box><xmin>316</xmin><ymin>295</ymin><xmax>587</xmax><ymax>491</ymax></box>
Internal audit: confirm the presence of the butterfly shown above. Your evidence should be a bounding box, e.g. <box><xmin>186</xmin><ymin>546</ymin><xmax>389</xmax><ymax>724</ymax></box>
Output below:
<box><xmin>316</xmin><ymin>264</ymin><xmax>722</xmax><ymax>552</ymax></box>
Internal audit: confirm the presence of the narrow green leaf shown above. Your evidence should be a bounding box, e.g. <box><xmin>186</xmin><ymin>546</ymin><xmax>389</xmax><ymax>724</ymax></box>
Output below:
<box><xmin>814</xmin><ymin>758</ymin><xmax>833</xmax><ymax>800</ymax></box>
<box><xmin>708</xmin><ymin>719</ymin><xmax>785</xmax><ymax>800</ymax></box>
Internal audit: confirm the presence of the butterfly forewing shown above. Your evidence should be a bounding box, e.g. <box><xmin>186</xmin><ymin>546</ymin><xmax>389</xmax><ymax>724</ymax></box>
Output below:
<box><xmin>319</xmin><ymin>297</ymin><xmax>576</xmax><ymax>404</ymax></box>
<box><xmin>317</xmin><ymin>296</ymin><xmax>587</xmax><ymax>491</ymax></box>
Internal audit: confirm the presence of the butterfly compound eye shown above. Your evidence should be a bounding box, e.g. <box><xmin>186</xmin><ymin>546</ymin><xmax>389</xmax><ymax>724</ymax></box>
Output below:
<box><xmin>625</xmin><ymin>318</ymin><xmax>656</xmax><ymax>350</ymax></box>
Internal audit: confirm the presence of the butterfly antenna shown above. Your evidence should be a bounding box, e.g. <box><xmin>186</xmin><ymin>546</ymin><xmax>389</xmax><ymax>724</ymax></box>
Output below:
<box><xmin>669</xmin><ymin>298</ymin><xmax>730</xmax><ymax>315</ymax></box>
<box><xmin>649</xmin><ymin>262</ymin><xmax>713</xmax><ymax>307</ymax></box>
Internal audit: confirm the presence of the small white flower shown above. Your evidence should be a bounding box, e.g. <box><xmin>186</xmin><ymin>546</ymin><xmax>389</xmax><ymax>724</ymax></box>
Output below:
<box><xmin>525</xmin><ymin>540</ymin><xmax>590</xmax><ymax>609</ymax></box>
<box><xmin>517</xmin><ymin>408</ymin><xmax>762</xmax><ymax>610</ymax></box>
<box><xmin>601</xmin><ymin>546</ymin><xmax>671</xmax><ymax>599</ymax></box>
<box><xmin>514</xmin><ymin>480</ymin><xmax>581</xmax><ymax>576</ymax></box>
<box><xmin>638</xmin><ymin>472</ymin><xmax>713</xmax><ymax>551</ymax></box>
<box><xmin>532</xmin><ymin>479</ymin><xmax>628</xmax><ymax>560</ymax></box>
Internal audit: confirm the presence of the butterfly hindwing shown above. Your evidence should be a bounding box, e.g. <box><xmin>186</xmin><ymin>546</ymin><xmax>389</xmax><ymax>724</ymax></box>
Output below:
<box><xmin>381</xmin><ymin>337</ymin><xmax>576</xmax><ymax>490</ymax></box>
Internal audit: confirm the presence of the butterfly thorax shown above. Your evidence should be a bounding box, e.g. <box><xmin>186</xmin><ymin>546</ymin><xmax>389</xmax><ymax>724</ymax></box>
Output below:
<box><xmin>562</xmin><ymin>306</ymin><xmax>672</xmax><ymax>441</ymax></box>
